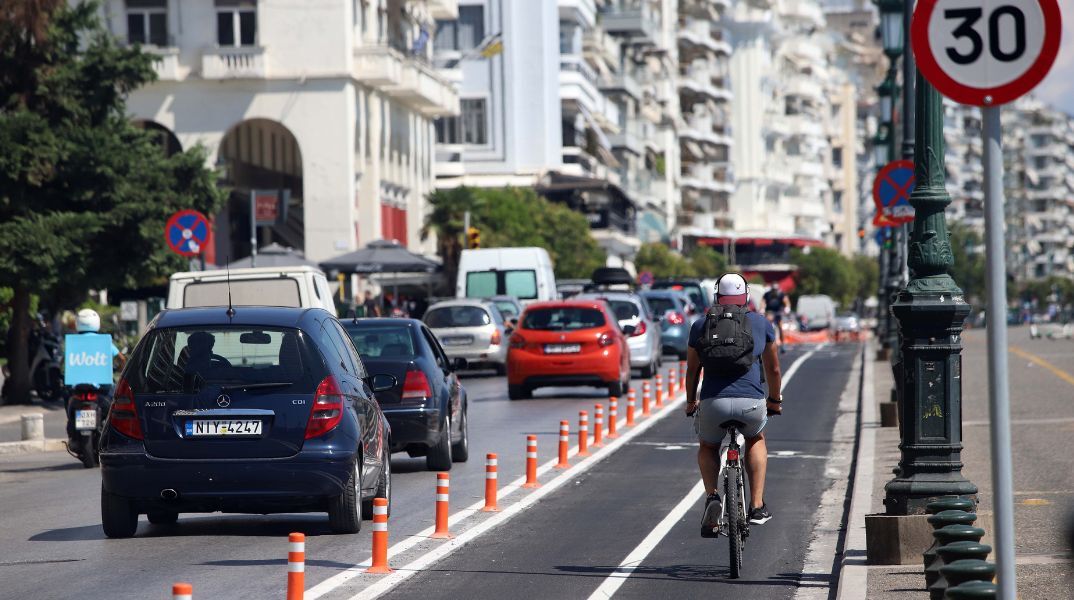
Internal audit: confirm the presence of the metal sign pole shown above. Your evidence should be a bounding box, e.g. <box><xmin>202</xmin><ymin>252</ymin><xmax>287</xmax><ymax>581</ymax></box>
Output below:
<box><xmin>249</xmin><ymin>190</ymin><xmax>258</xmax><ymax>268</ymax></box>
<box><xmin>981</xmin><ymin>104</ymin><xmax>1016</xmax><ymax>599</ymax></box>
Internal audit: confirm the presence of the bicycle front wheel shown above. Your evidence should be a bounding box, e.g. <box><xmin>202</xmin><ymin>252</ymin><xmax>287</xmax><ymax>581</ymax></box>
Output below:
<box><xmin>725</xmin><ymin>467</ymin><xmax>743</xmax><ymax>578</ymax></box>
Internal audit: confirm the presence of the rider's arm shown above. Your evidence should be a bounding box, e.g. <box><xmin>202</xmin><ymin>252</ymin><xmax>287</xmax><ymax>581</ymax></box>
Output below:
<box><xmin>761</xmin><ymin>342</ymin><xmax>782</xmax><ymax>412</ymax></box>
<box><xmin>685</xmin><ymin>346</ymin><xmax>702</xmax><ymax>414</ymax></box>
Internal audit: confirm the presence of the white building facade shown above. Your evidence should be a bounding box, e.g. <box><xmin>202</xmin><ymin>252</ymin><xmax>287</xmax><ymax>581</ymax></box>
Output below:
<box><xmin>101</xmin><ymin>0</ymin><xmax>459</xmax><ymax>263</ymax></box>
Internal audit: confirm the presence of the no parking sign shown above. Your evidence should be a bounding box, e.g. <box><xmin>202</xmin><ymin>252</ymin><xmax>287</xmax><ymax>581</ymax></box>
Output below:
<box><xmin>872</xmin><ymin>160</ymin><xmax>915</xmax><ymax>226</ymax></box>
<box><xmin>165</xmin><ymin>210</ymin><xmax>211</xmax><ymax>257</ymax></box>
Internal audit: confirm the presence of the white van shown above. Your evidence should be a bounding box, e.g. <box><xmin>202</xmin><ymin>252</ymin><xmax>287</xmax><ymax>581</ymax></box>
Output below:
<box><xmin>456</xmin><ymin>248</ymin><xmax>557</xmax><ymax>304</ymax></box>
<box><xmin>167</xmin><ymin>265</ymin><xmax>337</xmax><ymax>316</ymax></box>
<box><xmin>796</xmin><ymin>294</ymin><xmax>836</xmax><ymax>331</ymax></box>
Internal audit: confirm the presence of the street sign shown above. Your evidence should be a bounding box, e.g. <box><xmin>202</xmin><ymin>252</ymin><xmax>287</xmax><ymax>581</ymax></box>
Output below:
<box><xmin>872</xmin><ymin>160</ymin><xmax>915</xmax><ymax>225</ymax></box>
<box><xmin>912</xmin><ymin>0</ymin><xmax>1062</xmax><ymax>106</ymax></box>
<box><xmin>165</xmin><ymin>210</ymin><xmax>211</xmax><ymax>257</ymax></box>
<box><xmin>119</xmin><ymin>301</ymin><xmax>138</xmax><ymax>322</ymax></box>
<box><xmin>638</xmin><ymin>271</ymin><xmax>654</xmax><ymax>286</ymax></box>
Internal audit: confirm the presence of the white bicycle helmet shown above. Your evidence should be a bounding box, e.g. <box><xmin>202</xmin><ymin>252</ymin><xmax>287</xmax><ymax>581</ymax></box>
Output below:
<box><xmin>75</xmin><ymin>308</ymin><xmax>101</xmax><ymax>333</ymax></box>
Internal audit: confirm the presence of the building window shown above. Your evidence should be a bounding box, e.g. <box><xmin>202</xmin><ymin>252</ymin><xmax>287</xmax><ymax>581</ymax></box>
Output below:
<box><xmin>435</xmin><ymin>116</ymin><xmax>462</xmax><ymax>144</ymax></box>
<box><xmin>216</xmin><ymin>0</ymin><xmax>257</xmax><ymax>47</ymax></box>
<box><xmin>435</xmin><ymin>6</ymin><xmax>484</xmax><ymax>52</ymax></box>
<box><xmin>833</xmin><ymin>190</ymin><xmax>843</xmax><ymax>213</ymax></box>
<box><xmin>832</xmin><ymin>147</ymin><xmax>843</xmax><ymax>169</ymax></box>
<box><xmin>461</xmin><ymin>98</ymin><xmax>488</xmax><ymax>145</ymax></box>
<box><xmin>126</xmin><ymin>0</ymin><xmax>168</xmax><ymax>47</ymax></box>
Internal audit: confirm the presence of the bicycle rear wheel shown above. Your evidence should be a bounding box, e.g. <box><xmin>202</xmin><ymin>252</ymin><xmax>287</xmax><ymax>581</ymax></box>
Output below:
<box><xmin>725</xmin><ymin>466</ymin><xmax>743</xmax><ymax>578</ymax></box>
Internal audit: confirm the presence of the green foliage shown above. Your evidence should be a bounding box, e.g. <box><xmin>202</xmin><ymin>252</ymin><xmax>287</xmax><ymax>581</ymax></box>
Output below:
<box><xmin>790</xmin><ymin>247</ymin><xmax>860</xmax><ymax>308</ymax></box>
<box><xmin>851</xmin><ymin>254</ymin><xmax>879</xmax><ymax>303</ymax></box>
<box><xmin>947</xmin><ymin>222</ymin><xmax>986</xmax><ymax>304</ymax></box>
<box><xmin>687</xmin><ymin>246</ymin><xmax>727</xmax><ymax>279</ymax></box>
<box><xmin>1019</xmin><ymin>276</ymin><xmax>1074</xmax><ymax>304</ymax></box>
<box><xmin>424</xmin><ymin>186</ymin><xmax>606</xmax><ymax>279</ymax></box>
<box><xmin>634</xmin><ymin>243</ymin><xmax>696</xmax><ymax>278</ymax></box>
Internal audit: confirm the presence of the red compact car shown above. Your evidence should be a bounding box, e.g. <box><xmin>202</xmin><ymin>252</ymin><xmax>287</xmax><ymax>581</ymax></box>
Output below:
<box><xmin>506</xmin><ymin>300</ymin><xmax>632</xmax><ymax>400</ymax></box>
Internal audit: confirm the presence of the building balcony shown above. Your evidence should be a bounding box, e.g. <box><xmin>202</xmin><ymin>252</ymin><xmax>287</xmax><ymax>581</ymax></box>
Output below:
<box><xmin>427</xmin><ymin>0</ymin><xmax>459</xmax><ymax>20</ymax></box>
<box><xmin>1027</xmin><ymin>142</ymin><xmax>1067</xmax><ymax>156</ymax></box>
<box><xmin>583</xmin><ymin>27</ymin><xmax>622</xmax><ymax>70</ymax></box>
<box><xmin>560</xmin><ymin>55</ymin><xmax>603</xmax><ymax>116</ymax></box>
<box><xmin>355</xmin><ymin>46</ymin><xmax>458</xmax><ymax>116</ymax></box>
<box><xmin>145</xmin><ymin>47</ymin><xmax>181</xmax><ymax>81</ymax></box>
<box><xmin>778</xmin><ymin>0</ymin><xmax>825</xmax><ymax>27</ymax></box>
<box><xmin>679</xmin><ymin>0</ymin><xmax>731</xmax><ymax>19</ymax></box>
<box><xmin>677</xmin><ymin>19</ymin><xmax>731</xmax><ymax>56</ymax></box>
<box><xmin>601</xmin><ymin>0</ymin><xmax>659</xmax><ymax>45</ymax></box>
<box><xmin>354</xmin><ymin>46</ymin><xmax>404</xmax><ymax>86</ymax></box>
<box><xmin>434</xmin><ymin>144</ymin><xmax>465</xmax><ymax>178</ymax></box>
<box><xmin>784</xmin><ymin>77</ymin><xmax>825</xmax><ymax>102</ymax></box>
<box><xmin>201</xmin><ymin>47</ymin><xmax>268</xmax><ymax>79</ymax></box>
<box><xmin>678</xmin><ymin>68</ymin><xmax>732</xmax><ymax>103</ymax></box>
<box><xmin>600</xmin><ymin>71</ymin><xmax>643</xmax><ymax>102</ymax></box>
<box><xmin>609</xmin><ymin>125</ymin><xmax>644</xmax><ymax>156</ymax></box>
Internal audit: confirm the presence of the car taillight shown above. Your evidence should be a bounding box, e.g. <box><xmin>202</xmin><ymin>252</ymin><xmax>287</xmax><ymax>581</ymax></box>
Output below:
<box><xmin>598</xmin><ymin>332</ymin><xmax>615</xmax><ymax>347</ymax></box>
<box><xmin>509</xmin><ymin>334</ymin><xmax>526</xmax><ymax>349</ymax></box>
<box><xmin>109</xmin><ymin>378</ymin><xmax>142</xmax><ymax>440</ymax></box>
<box><xmin>490</xmin><ymin>330</ymin><xmax>502</xmax><ymax>345</ymax></box>
<box><xmin>401</xmin><ymin>369</ymin><xmax>432</xmax><ymax>402</ymax></box>
<box><xmin>305</xmin><ymin>375</ymin><xmax>345</xmax><ymax>439</ymax></box>
<box><xmin>666</xmin><ymin>312</ymin><xmax>685</xmax><ymax>325</ymax></box>
<box><xmin>630</xmin><ymin>321</ymin><xmax>647</xmax><ymax>337</ymax></box>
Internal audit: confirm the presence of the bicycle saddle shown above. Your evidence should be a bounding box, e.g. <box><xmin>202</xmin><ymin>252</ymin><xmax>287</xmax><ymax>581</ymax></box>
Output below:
<box><xmin>720</xmin><ymin>420</ymin><xmax>746</xmax><ymax>429</ymax></box>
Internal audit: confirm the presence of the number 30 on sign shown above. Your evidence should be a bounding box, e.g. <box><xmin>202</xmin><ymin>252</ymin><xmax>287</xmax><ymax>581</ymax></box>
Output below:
<box><xmin>912</xmin><ymin>0</ymin><xmax>1061</xmax><ymax>106</ymax></box>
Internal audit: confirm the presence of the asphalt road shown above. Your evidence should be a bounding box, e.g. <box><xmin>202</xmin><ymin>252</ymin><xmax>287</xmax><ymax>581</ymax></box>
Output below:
<box><xmin>0</xmin><ymin>345</ymin><xmax>856</xmax><ymax>599</ymax></box>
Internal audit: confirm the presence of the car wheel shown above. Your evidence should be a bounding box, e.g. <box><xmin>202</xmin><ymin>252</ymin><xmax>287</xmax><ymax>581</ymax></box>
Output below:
<box><xmin>451</xmin><ymin>408</ymin><xmax>470</xmax><ymax>463</ymax></box>
<box><xmin>608</xmin><ymin>379</ymin><xmax>625</xmax><ymax>397</ymax></box>
<box><xmin>363</xmin><ymin>446</ymin><xmax>391</xmax><ymax>519</ymax></box>
<box><xmin>426</xmin><ymin>417</ymin><xmax>453</xmax><ymax>471</ymax></box>
<box><xmin>639</xmin><ymin>361</ymin><xmax>654</xmax><ymax>379</ymax></box>
<box><xmin>494</xmin><ymin>364</ymin><xmax>507</xmax><ymax>376</ymax></box>
<box><xmin>147</xmin><ymin>510</ymin><xmax>178</xmax><ymax>525</ymax></box>
<box><xmin>507</xmin><ymin>384</ymin><xmax>531</xmax><ymax>401</ymax></box>
<box><xmin>328</xmin><ymin>460</ymin><xmax>362</xmax><ymax>534</ymax></box>
<box><xmin>101</xmin><ymin>487</ymin><xmax>138</xmax><ymax>539</ymax></box>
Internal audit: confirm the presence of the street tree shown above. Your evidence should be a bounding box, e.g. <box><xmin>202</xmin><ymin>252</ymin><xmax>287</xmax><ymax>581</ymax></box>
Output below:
<box><xmin>790</xmin><ymin>247</ymin><xmax>858</xmax><ymax>308</ymax></box>
<box><xmin>634</xmin><ymin>242</ymin><xmax>695</xmax><ymax>278</ymax></box>
<box><xmin>947</xmin><ymin>222</ymin><xmax>986</xmax><ymax>305</ymax></box>
<box><xmin>0</xmin><ymin>1</ymin><xmax>224</xmax><ymax>404</ymax></box>
<box><xmin>687</xmin><ymin>246</ymin><xmax>727</xmax><ymax>279</ymax></box>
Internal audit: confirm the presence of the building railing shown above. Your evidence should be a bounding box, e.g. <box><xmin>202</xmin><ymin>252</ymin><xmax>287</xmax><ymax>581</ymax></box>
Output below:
<box><xmin>201</xmin><ymin>47</ymin><xmax>267</xmax><ymax>79</ymax></box>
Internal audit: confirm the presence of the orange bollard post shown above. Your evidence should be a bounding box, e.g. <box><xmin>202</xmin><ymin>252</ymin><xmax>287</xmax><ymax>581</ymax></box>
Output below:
<box><xmin>593</xmin><ymin>404</ymin><xmax>604</xmax><ymax>447</ymax></box>
<box><xmin>626</xmin><ymin>388</ymin><xmax>636</xmax><ymax>426</ymax></box>
<box><xmin>555</xmin><ymin>421</ymin><xmax>571</xmax><ymax>468</ymax></box>
<box><xmin>607</xmin><ymin>397</ymin><xmax>619</xmax><ymax>438</ymax></box>
<box><xmin>655</xmin><ymin>374</ymin><xmax>663</xmax><ymax>407</ymax></box>
<box><xmin>642</xmin><ymin>381</ymin><xmax>652</xmax><ymax>417</ymax></box>
<box><xmin>172</xmin><ymin>583</ymin><xmax>193</xmax><ymax>600</ymax></box>
<box><xmin>483</xmin><ymin>453</ymin><xmax>499</xmax><ymax>512</ymax></box>
<box><xmin>523</xmin><ymin>435</ymin><xmax>541</xmax><ymax>488</ymax></box>
<box><xmin>287</xmin><ymin>533</ymin><xmax>305</xmax><ymax>600</ymax></box>
<box><xmin>679</xmin><ymin>361</ymin><xmax>687</xmax><ymax>391</ymax></box>
<box><xmin>365</xmin><ymin>498</ymin><xmax>392</xmax><ymax>574</ymax></box>
<box><xmin>431</xmin><ymin>472</ymin><xmax>453</xmax><ymax>539</ymax></box>
<box><xmin>578</xmin><ymin>411</ymin><xmax>590</xmax><ymax>457</ymax></box>
<box><xmin>669</xmin><ymin>369</ymin><xmax>677</xmax><ymax>396</ymax></box>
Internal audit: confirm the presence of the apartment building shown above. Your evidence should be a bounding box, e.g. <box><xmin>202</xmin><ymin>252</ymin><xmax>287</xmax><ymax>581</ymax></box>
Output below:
<box><xmin>101</xmin><ymin>0</ymin><xmax>459</xmax><ymax>263</ymax></box>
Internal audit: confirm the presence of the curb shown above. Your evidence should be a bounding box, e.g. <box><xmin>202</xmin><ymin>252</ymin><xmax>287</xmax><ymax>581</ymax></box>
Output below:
<box><xmin>0</xmin><ymin>438</ymin><xmax>67</xmax><ymax>456</ymax></box>
<box><xmin>835</xmin><ymin>341</ymin><xmax>878</xmax><ymax>600</ymax></box>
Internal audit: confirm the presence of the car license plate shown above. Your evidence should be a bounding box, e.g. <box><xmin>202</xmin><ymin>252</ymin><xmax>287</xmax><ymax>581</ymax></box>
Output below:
<box><xmin>75</xmin><ymin>409</ymin><xmax>96</xmax><ymax>430</ymax></box>
<box><xmin>441</xmin><ymin>336</ymin><xmax>474</xmax><ymax>346</ymax></box>
<box><xmin>185</xmin><ymin>419</ymin><xmax>262</xmax><ymax>437</ymax></box>
<box><xmin>544</xmin><ymin>344</ymin><xmax>581</xmax><ymax>354</ymax></box>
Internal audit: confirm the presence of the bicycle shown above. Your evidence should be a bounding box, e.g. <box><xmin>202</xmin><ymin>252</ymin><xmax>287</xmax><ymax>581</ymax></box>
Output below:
<box><xmin>704</xmin><ymin>419</ymin><xmax>750</xmax><ymax>578</ymax></box>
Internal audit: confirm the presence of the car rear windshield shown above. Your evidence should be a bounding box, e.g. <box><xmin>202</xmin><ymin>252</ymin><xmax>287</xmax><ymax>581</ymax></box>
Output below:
<box><xmin>522</xmin><ymin>307</ymin><xmax>605</xmax><ymax>331</ymax></box>
<box><xmin>652</xmin><ymin>282</ymin><xmax>705</xmax><ymax>308</ymax></box>
<box><xmin>183</xmin><ymin>279</ymin><xmax>301</xmax><ymax>308</ymax></box>
<box><xmin>493</xmin><ymin>301</ymin><xmax>519</xmax><ymax>317</ymax></box>
<box><xmin>606</xmin><ymin>300</ymin><xmax>640</xmax><ymax>322</ymax></box>
<box><xmin>425</xmin><ymin>306</ymin><xmax>491</xmax><ymax>328</ymax></box>
<box><xmin>345</xmin><ymin>325</ymin><xmax>417</xmax><ymax>359</ymax></box>
<box><xmin>127</xmin><ymin>326</ymin><xmax>316</xmax><ymax>393</ymax></box>
<box><xmin>645</xmin><ymin>296</ymin><xmax>677</xmax><ymax>314</ymax></box>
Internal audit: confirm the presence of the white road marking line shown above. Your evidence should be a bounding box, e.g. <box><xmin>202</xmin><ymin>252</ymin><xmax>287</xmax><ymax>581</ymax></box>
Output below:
<box><xmin>582</xmin><ymin>350</ymin><xmax>818</xmax><ymax>598</ymax></box>
<box><xmin>586</xmin><ymin>479</ymin><xmax>707</xmax><ymax>600</ymax></box>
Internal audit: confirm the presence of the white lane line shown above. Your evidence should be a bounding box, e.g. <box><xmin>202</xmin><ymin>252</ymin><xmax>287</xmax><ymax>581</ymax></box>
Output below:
<box><xmin>585</xmin><ymin>479</ymin><xmax>706</xmax><ymax>600</ymax></box>
<box><xmin>581</xmin><ymin>349</ymin><xmax>818</xmax><ymax>598</ymax></box>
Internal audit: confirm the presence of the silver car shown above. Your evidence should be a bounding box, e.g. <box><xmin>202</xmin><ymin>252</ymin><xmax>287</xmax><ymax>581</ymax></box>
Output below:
<box><xmin>424</xmin><ymin>299</ymin><xmax>509</xmax><ymax>374</ymax></box>
<box><xmin>576</xmin><ymin>292</ymin><xmax>662</xmax><ymax>378</ymax></box>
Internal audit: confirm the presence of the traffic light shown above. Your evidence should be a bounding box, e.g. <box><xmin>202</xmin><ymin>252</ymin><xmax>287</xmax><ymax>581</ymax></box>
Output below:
<box><xmin>467</xmin><ymin>227</ymin><xmax>481</xmax><ymax>249</ymax></box>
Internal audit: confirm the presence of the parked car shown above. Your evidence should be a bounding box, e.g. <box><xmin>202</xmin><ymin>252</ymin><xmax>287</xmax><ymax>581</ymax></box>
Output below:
<box><xmin>651</xmin><ymin>278</ymin><xmax>712</xmax><ymax>313</ymax></box>
<box><xmin>167</xmin><ymin>266</ymin><xmax>337</xmax><ymax>316</ymax></box>
<box><xmin>641</xmin><ymin>290</ymin><xmax>693</xmax><ymax>359</ymax></box>
<box><xmin>423</xmin><ymin>300</ymin><xmax>508</xmax><ymax>375</ymax></box>
<box><xmin>797</xmin><ymin>294</ymin><xmax>837</xmax><ymax>331</ymax></box>
<box><xmin>506</xmin><ymin>300</ymin><xmax>632</xmax><ymax>400</ymax></box>
<box><xmin>833</xmin><ymin>312</ymin><xmax>861</xmax><ymax>333</ymax></box>
<box><xmin>99</xmin><ymin>307</ymin><xmax>392</xmax><ymax>538</ymax></box>
<box><xmin>486</xmin><ymin>295</ymin><xmax>524</xmax><ymax>327</ymax></box>
<box><xmin>342</xmin><ymin>318</ymin><xmax>469</xmax><ymax>471</ymax></box>
<box><xmin>575</xmin><ymin>292</ymin><xmax>662</xmax><ymax>377</ymax></box>
<box><xmin>457</xmin><ymin>247</ymin><xmax>557</xmax><ymax>304</ymax></box>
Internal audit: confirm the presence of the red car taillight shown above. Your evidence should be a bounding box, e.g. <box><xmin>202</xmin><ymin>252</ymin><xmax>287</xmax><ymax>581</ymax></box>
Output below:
<box><xmin>305</xmin><ymin>375</ymin><xmax>345</xmax><ymax>439</ymax></box>
<box><xmin>598</xmin><ymin>332</ymin><xmax>615</xmax><ymax>347</ymax></box>
<box><xmin>490</xmin><ymin>330</ymin><xmax>502</xmax><ymax>345</ymax></box>
<box><xmin>666</xmin><ymin>312</ymin><xmax>685</xmax><ymax>325</ymax></box>
<box><xmin>509</xmin><ymin>334</ymin><xmax>526</xmax><ymax>349</ymax></box>
<box><xmin>109</xmin><ymin>378</ymin><xmax>143</xmax><ymax>440</ymax></box>
<box><xmin>401</xmin><ymin>369</ymin><xmax>432</xmax><ymax>402</ymax></box>
<box><xmin>630</xmin><ymin>321</ymin><xmax>647</xmax><ymax>337</ymax></box>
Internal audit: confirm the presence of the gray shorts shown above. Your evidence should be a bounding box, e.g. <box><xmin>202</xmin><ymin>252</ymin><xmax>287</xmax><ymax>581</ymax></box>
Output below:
<box><xmin>694</xmin><ymin>396</ymin><xmax>768</xmax><ymax>444</ymax></box>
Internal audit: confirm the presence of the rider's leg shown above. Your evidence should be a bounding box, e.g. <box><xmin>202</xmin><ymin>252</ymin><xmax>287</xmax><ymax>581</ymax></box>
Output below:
<box><xmin>745</xmin><ymin>432</ymin><xmax>768</xmax><ymax>509</ymax></box>
<box><xmin>698</xmin><ymin>441</ymin><xmax>720</xmax><ymax>496</ymax></box>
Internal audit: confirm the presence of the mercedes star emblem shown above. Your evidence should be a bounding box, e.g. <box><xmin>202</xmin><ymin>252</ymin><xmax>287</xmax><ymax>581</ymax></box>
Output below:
<box><xmin>216</xmin><ymin>394</ymin><xmax>231</xmax><ymax>408</ymax></box>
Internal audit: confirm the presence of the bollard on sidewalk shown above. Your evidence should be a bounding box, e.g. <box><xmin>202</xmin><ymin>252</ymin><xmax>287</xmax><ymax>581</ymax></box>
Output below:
<box><xmin>679</xmin><ymin>361</ymin><xmax>686</xmax><ymax>391</ymax></box>
<box><xmin>483</xmin><ymin>453</ymin><xmax>499</xmax><ymax>512</ymax></box>
<box><xmin>593</xmin><ymin>404</ymin><xmax>604</xmax><ymax>447</ymax></box>
<box><xmin>641</xmin><ymin>381</ymin><xmax>651</xmax><ymax>417</ymax></box>
<box><xmin>365</xmin><ymin>498</ymin><xmax>392</xmax><ymax>574</ymax></box>
<box><xmin>287</xmin><ymin>533</ymin><xmax>305</xmax><ymax>600</ymax></box>
<box><xmin>607</xmin><ymin>397</ymin><xmax>618</xmax><ymax>439</ymax></box>
<box><xmin>172</xmin><ymin>583</ymin><xmax>193</xmax><ymax>600</ymax></box>
<box><xmin>626</xmin><ymin>389</ymin><xmax>636</xmax><ymax>427</ymax></box>
<box><xmin>667</xmin><ymin>370</ymin><xmax>675</xmax><ymax>397</ymax></box>
<box><xmin>555</xmin><ymin>421</ymin><xmax>571</xmax><ymax>469</ymax></box>
<box><xmin>431</xmin><ymin>472</ymin><xmax>452</xmax><ymax>539</ymax></box>
<box><xmin>577</xmin><ymin>411</ymin><xmax>590</xmax><ymax>457</ymax></box>
<box><xmin>21</xmin><ymin>414</ymin><xmax>44</xmax><ymax>441</ymax></box>
<box><xmin>523</xmin><ymin>435</ymin><xmax>541</xmax><ymax>488</ymax></box>
<box><xmin>654</xmin><ymin>374</ymin><xmax>663</xmax><ymax>407</ymax></box>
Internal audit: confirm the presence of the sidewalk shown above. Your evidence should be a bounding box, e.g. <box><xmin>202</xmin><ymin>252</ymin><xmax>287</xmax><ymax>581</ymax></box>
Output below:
<box><xmin>840</xmin><ymin>330</ymin><xmax>1074</xmax><ymax>599</ymax></box>
<box><xmin>0</xmin><ymin>398</ymin><xmax>67</xmax><ymax>453</ymax></box>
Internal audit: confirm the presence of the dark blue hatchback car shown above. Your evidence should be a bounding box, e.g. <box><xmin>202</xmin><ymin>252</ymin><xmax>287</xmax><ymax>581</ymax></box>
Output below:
<box><xmin>99</xmin><ymin>307</ymin><xmax>393</xmax><ymax>538</ymax></box>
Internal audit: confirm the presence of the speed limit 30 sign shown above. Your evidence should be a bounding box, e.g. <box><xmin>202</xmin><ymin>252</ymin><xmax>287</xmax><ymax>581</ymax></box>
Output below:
<box><xmin>912</xmin><ymin>0</ymin><xmax>1061</xmax><ymax>106</ymax></box>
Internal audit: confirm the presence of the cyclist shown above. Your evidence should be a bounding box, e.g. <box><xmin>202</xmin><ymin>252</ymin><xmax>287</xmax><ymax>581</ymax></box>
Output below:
<box><xmin>685</xmin><ymin>273</ymin><xmax>783</xmax><ymax>535</ymax></box>
<box><xmin>763</xmin><ymin>284</ymin><xmax>790</xmax><ymax>353</ymax></box>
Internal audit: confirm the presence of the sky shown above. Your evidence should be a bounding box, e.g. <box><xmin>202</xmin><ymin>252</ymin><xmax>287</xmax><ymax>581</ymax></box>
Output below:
<box><xmin>1033</xmin><ymin>7</ymin><xmax>1074</xmax><ymax>116</ymax></box>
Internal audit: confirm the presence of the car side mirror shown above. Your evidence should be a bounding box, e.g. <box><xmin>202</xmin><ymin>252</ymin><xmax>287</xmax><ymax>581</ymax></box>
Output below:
<box><xmin>621</xmin><ymin>324</ymin><xmax>637</xmax><ymax>336</ymax></box>
<box><xmin>370</xmin><ymin>374</ymin><xmax>397</xmax><ymax>393</ymax></box>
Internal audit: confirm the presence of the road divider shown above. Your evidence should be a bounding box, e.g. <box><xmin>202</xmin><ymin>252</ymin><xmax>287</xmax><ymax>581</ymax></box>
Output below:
<box><xmin>668</xmin><ymin>370</ymin><xmax>676</xmax><ymax>397</ymax></box>
<box><xmin>655</xmin><ymin>375</ymin><xmax>663</xmax><ymax>406</ymax></box>
<box><xmin>578</xmin><ymin>411</ymin><xmax>590</xmax><ymax>457</ymax></box>
<box><xmin>607</xmin><ymin>398</ymin><xmax>619</xmax><ymax>439</ymax></box>
<box><xmin>679</xmin><ymin>361</ymin><xmax>686</xmax><ymax>391</ymax></box>
<box><xmin>172</xmin><ymin>582</ymin><xmax>193</xmax><ymax>600</ymax></box>
<box><xmin>523</xmin><ymin>435</ymin><xmax>540</xmax><ymax>489</ymax></box>
<box><xmin>288</xmin><ymin>532</ymin><xmax>305</xmax><ymax>600</ymax></box>
<box><xmin>593</xmin><ymin>404</ymin><xmax>604</xmax><ymax>447</ymax></box>
<box><xmin>555</xmin><ymin>421</ymin><xmax>571</xmax><ymax>469</ymax></box>
<box><xmin>431</xmin><ymin>473</ymin><xmax>452</xmax><ymax>539</ymax></box>
<box><xmin>642</xmin><ymin>381</ymin><xmax>651</xmax><ymax>416</ymax></box>
<box><xmin>626</xmin><ymin>390</ymin><xmax>636</xmax><ymax>427</ymax></box>
<box><xmin>482</xmin><ymin>453</ymin><xmax>499</xmax><ymax>512</ymax></box>
<box><xmin>365</xmin><ymin>498</ymin><xmax>391</xmax><ymax>574</ymax></box>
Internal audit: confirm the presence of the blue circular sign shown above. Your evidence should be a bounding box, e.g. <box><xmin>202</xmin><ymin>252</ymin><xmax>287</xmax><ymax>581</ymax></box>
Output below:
<box><xmin>872</xmin><ymin>160</ymin><xmax>915</xmax><ymax>225</ymax></box>
<box><xmin>165</xmin><ymin>210</ymin><xmax>210</xmax><ymax>257</ymax></box>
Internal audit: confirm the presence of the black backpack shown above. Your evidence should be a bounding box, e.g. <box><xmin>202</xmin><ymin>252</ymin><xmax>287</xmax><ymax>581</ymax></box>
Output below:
<box><xmin>698</xmin><ymin>304</ymin><xmax>755</xmax><ymax>376</ymax></box>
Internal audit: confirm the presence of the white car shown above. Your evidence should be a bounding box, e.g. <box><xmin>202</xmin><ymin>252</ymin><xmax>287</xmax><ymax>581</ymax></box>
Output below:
<box><xmin>424</xmin><ymin>299</ymin><xmax>509</xmax><ymax>374</ymax></box>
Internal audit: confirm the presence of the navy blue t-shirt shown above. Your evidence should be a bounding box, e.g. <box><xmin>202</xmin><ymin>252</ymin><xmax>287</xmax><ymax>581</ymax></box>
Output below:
<box><xmin>688</xmin><ymin>310</ymin><xmax>776</xmax><ymax>399</ymax></box>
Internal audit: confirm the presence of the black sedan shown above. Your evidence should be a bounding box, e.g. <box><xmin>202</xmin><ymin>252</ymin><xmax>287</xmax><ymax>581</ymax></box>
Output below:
<box><xmin>99</xmin><ymin>307</ymin><xmax>393</xmax><ymax>538</ymax></box>
<box><xmin>342</xmin><ymin>318</ymin><xmax>469</xmax><ymax>471</ymax></box>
